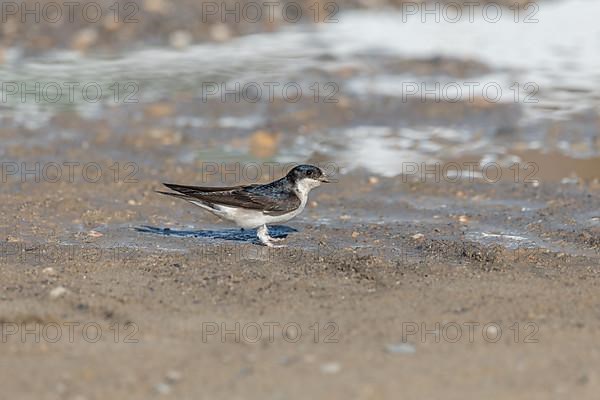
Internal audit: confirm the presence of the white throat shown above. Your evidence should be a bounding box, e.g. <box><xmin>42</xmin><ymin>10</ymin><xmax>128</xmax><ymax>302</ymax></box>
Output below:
<box><xmin>294</xmin><ymin>178</ymin><xmax>322</xmax><ymax>203</ymax></box>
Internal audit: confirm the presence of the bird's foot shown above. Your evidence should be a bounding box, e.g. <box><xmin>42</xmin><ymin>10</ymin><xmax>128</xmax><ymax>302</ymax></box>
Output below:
<box><xmin>263</xmin><ymin>241</ymin><xmax>286</xmax><ymax>248</ymax></box>
<box><xmin>257</xmin><ymin>225</ymin><xmax>286</xmax><ymax>248</ymax></box>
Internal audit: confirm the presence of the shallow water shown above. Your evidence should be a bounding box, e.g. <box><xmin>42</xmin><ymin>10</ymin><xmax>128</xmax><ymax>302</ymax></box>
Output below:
<box><xmin>2</xmin><ymin>1</ymin><xmax>599</xmax><ymax>173</ymax></box>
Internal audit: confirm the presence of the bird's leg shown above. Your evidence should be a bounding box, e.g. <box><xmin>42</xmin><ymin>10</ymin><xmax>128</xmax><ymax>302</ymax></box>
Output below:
<box><xmin>257</xmin><ymin>224</ymin><xmax>285</xmax><ymax>247</ymax></box>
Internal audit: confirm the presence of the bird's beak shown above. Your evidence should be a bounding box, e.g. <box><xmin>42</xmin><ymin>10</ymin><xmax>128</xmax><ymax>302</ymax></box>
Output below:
<box><xmin>320</xmin><ymin>175</ymin><xmax>332</xmax><ymax>183</ymax></box>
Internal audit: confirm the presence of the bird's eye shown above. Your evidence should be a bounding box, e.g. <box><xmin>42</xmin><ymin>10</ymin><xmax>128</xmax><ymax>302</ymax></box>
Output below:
<box><xmin>307</xmin><ymin>170</ymin><xmax>313</xmax><ymax>176</ymax></box>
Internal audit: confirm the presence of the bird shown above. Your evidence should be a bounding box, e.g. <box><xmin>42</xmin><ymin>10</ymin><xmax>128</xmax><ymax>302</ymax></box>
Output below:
<box><xmin>157</xmin><ymin>164</ymin><xmax>331</xmax><ymax>247</ymax></box>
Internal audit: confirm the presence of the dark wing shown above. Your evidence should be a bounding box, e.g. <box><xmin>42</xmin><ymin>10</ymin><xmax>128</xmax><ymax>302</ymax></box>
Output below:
<box><xmin>160</xmin><ymin>183</ymin><xmax>248</xmax><ymax>194</ymax></box>
<box><xmin>158</xmin><ymin>182</ymin><xmax>301</xmax><ymax>216</ymax></box>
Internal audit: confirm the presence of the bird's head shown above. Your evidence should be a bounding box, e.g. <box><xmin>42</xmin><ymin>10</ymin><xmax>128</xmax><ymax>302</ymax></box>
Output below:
<box><xmin>287</xmin><ymin>164</ymin><xmax>331</xmax><ymax>193</ymax></box>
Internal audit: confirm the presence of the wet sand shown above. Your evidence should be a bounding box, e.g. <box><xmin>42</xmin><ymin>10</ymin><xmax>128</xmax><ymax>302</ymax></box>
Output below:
<box><xmin>1</xmin><ymin>143</ymin><xmax>599</xmax><ymax>398</ymax></box>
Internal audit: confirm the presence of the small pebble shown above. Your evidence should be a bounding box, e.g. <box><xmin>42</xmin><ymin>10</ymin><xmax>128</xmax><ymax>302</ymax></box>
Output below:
<box><xmin>49</xmin><ymin>286</ymin><xmax>68</xmax><ymax>299</ymax></box>
<box><xmin>303</xmin><ymin>354</ymin><xmax>316</xmax><ymax>363</ymax></box>
<box><xmin>339</xmin><ymin>215</ymin><xmax>351</xmax><ymax>221</ymax></box>
<box><xmin>145</xmin><ymin>0</ymin><xmax>167</xmax><ymax>13</ymax></box>
<box><xmin>485</xmin><ymin>324</ymin><xmax>499</xmax><ymax>338</ymax></box>
<box><xmin>351</xmin><ymin>231</ymin><xmax>360</xmax><ymax>238</ymax></box>
<box><xmin>72</xmin><ymin>28</ymin><xmax>98</xmax><ymax>52</ymax></box>
<box><xmin>368</xmin><ymin>176</ymin><xmax>380</xmax><ymax>184</ymax></box>
<box><xmin>279</xmin><ymin>355</ymin><xmax>299</xmax><ymax>366</ymax></box>
<box><xmin>154</xmin><ymin>383</ymin><xmax>171</xmax><ymax>395</ymax></box>
<box><xmin>283</xmin><ymin>325</ymin><xmax>301</xmax><ymax>341</ymax></box>
<box><xmin>88</xmin><ymin>230</ymin><xmax>103</xmax><ymax>238</ymax></box>
<box><xmin>412</xmin><ymin>233</ymin><xmax>424</xmax><ymax>240</ymax></box>
<box><xmin>561</xmin><ymin>177</ymin><xmax>579</xmax><ymax>185</ymax></box>
<box><xmin>145</xmin><ymin>103</ymin><xmax>175</xmax><ymax>119</ymax></box>
<box><xmin>320</xmin><ymin>362</ymin><xmax>341</xmax><ymax>374</ymax></box>
<box><xmin>249</xmin><ymin>130</ymin><xmax>279</xmax><ymax>158</ymax></box>
<box><xmin>166</xmin><ymin>370</ymin><xmax>182</xmax><ymax>383</ymax></box>
<box><xmin>169</xmin><ymin>30</ymin><xmax>193</xmax><ymax>49</ymax></box>
<box><xmin>385</xmin><ymin>343</ymin><xmax>416</xmax><ymax>354</ymax></box>
<box><xmin>458</xmin><ymin>215</ymin><xmax>469</xmax><ymax>224</ymax></box>
<box><xmin>210</xmin><ymin>23</ymin><xmax>232</xmax><ymax>42</ymax></box>
<box><xmin>42</xmin><ymin>267</ymin><xmax>57</xmax><ymax>276</ymax></box>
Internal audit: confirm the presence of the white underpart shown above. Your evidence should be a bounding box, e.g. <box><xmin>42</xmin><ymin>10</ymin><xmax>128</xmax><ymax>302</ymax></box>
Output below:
<box><xmin>189</xmin><ymin>178</ymin><xmax>322</xmax><ymax>229</ymax></box>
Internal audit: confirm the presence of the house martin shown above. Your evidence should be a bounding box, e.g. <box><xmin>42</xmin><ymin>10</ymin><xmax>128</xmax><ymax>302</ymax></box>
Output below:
<box><xmin>157</xmin><ymin>164</ymin><xmax>330</xmax><ymax>247</ymax></box>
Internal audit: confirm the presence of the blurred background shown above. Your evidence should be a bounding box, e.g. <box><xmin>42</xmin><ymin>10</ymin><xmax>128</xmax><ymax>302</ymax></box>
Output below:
<box><xmin>1</xmin><ymin>0</ymin><xmax>599</xmax><ymax>182</ymax></box>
